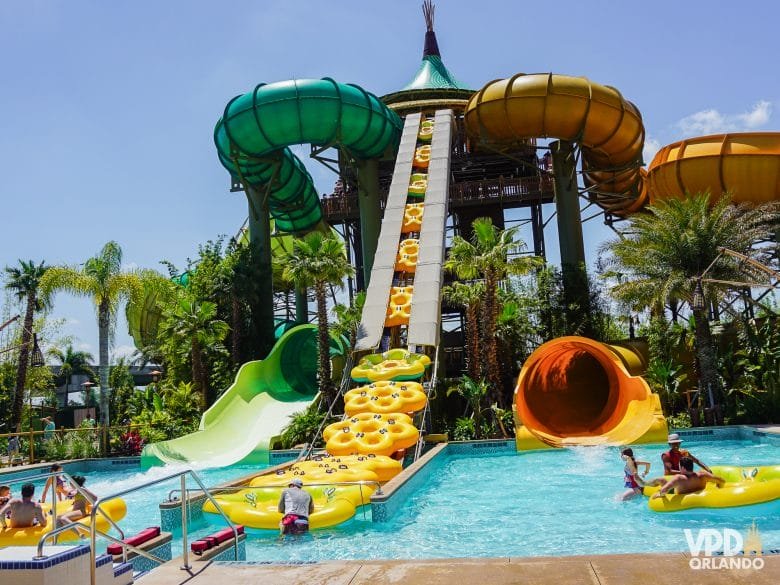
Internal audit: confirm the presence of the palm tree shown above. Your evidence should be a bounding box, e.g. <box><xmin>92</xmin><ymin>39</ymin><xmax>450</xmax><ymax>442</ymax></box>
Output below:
<box><xmin>442</xmin><ymin>281</ymin><xmax>484</xmax><ymax>381</ymax></box>
<box><xmin>283</xmin><ymin>232</ymin><xmax>354</xmax><ymax>406</ymax></box>
<box><xmin>50</xmin><ymin>345</ymin><xmax>96</xmax><ymax>406</ymax></box>
<box><xmin>4</xmin><ymin>260</ymin><xmax>48</xmax><ymax>432</ymax></box>
<box><xmin>446</xmin><ymin>376</ymin><xmax>490</xmax><ymax>439</ymax></box>
<box><xmin>157</xmin><ymin>295</ymin><xmax>229</xmax><ymax>408</ymax></box>
<box><xmin>601</xmin><ymin>192</ymin><xmax>778</xmax><ymax>417</ymax></box>
<box><xmin>331</xmin><ymin>291</ymin><xmax>366</xmax><ymax>352</ymax></box>
<box><xmin>41</xmin><ymin>241</ymin><xmax>162</xmax><ymax>427</ymax></box>
<box><xmin>444</xmin><ymin>218</ymin><xmax>540</xmax><ymax>405</ymax></box>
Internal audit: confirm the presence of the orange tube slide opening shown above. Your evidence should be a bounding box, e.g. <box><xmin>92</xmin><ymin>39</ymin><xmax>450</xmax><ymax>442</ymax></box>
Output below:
<box><xmin>515</xmin><ymin>337</ymin><xmax>653</xmax><ymax>445</ymax></box>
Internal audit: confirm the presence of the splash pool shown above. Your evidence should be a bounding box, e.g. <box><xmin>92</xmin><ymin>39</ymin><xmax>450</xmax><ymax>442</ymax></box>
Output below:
<box><xmin>232</xmin><ymin>439</ymin><xmax>780</xmax><ymax>562</ymax></box>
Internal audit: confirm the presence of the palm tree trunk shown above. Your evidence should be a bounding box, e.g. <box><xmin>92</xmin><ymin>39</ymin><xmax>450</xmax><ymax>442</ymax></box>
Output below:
<box><xmin>314</xmin><ymin>281</ymin><xmax>333</xmax><ymax>406</ymax></box>
<box><xmin>191</xmin><ymin>337</ymin><xmax>208</xmax><ymax>409</ymax></box>
<box><xmin>693</xmin><ymin>308</ymin><xmax>721</xmax><ymax>422</ymax></box>
<box><xmin>98</xmin><ymin>301</ymin><xmax>111</xmax><ymax>428</ymax></box>
<box><xmin>231</xmin><ymin>292</ymin><xmax>242</xmax><ymax>365</ymax></box>
<box><xmin>11</xmin><ymin>292</ymin><xmax>36</xmax><ymax>432</ymax></box>
<box><xmin>482</xmin><ymin>271</ymin><xmax>503</xmax><ymax>407</ymax></box>
<box><xmin>465</xmin><ymin>304</ymin><xmax>480</xmax><ymax>380</ymax></box>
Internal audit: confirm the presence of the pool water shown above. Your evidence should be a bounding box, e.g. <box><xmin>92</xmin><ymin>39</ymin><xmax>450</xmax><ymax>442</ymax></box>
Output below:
<box><xmin>23</xmin><ymin>462</ymin><xmax>261</xmax><ymax>553</ymax></box>
<box><xmin>229</xmin><ymin>440</ymin><xmax>780</xmax><ymax>562</ymax></box>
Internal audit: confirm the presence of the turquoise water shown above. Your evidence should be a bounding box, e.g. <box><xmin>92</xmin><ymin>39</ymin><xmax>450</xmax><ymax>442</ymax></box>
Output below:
<box><xmin>230</xmin><ymin>440</ymin><xmax>780</xmax><ymax>561</ymax></box>
<box><xmin>11</xmin><ymin>439</ymin><xmax>780</xmax><ymax>561</ymax></box>
<box><xmin>18</xmin><ymin>462</ymin><xmax>261</xmax><ymax>553</ymax></box>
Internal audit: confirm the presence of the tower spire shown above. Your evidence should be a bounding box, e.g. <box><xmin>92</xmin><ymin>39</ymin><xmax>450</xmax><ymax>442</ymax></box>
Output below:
<box><xmin>422</xmin><ymin>0</ymin><xmax>440</xmax><ymax>57</ymax></box>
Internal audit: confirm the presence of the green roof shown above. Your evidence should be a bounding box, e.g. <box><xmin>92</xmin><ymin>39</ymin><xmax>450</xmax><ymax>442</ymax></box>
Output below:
<box><xmin>402</xmin><ymin>54</ymin><xmax>470</xmax><ymax>91</ymax></box>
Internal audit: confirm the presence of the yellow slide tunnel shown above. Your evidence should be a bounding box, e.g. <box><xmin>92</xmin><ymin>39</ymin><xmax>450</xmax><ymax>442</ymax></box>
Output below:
<box><xmin>464</xmin><ymin>73</ymin><xmax>648</xmax><ymax>215</ymax></box>
<box><xmin>648</xmin><ymin>132</ymin><xmax>780</xmax><ymax>205</ymax></box>
<box><xmin>513</xmin><ymin>337</ymin><xmax>667</xmax><ymax>450</ymax></box>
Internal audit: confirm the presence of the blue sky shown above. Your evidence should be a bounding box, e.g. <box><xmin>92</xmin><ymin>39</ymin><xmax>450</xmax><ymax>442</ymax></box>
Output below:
<box><xmin>1</xmin><ymin>0</ymin><xmax>777</xmax><ymax>361</ymax></box>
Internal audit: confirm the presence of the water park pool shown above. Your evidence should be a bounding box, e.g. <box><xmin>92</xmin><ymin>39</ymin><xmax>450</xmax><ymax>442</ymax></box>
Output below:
<box><xmin>230</xmin><ymin>439</ymin><xmax>780</xmax><ymax>562</ymax></box>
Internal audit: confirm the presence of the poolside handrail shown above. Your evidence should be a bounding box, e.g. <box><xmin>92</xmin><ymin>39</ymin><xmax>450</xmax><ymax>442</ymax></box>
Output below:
<box><xmin>36</xmin><ymin>522</ymin><xmax>165</xmax><ymax>566</ymax></box>
<box><xmin>84</xmin><ymin>468</ymin><xmax>239</xmax><ymax>585</ymax></box>
<box><xmin>413</xmin><ymin>344</ymin><xmax>441</xmax><ymax>461</ymax></box>
<box><xmin>300</xmin><ymin>352</ymin><xmax>354</xmax><ymax>462</ymax></box>
<box><xmin>0</xmin><ymin>470</ymin><xmax>124</xmax><ymax>548</ymax></box>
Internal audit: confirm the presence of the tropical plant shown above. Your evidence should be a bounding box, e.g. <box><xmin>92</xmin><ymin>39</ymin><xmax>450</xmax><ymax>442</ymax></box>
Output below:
<box><xmin>108</xmin><ymin>357</ymin><xmax>136</xmax><ymax>424</ymax></box>
<box><xmin>4</xmin><ymin>259</ymin><xmax>48</xmax><ymax>432</ymax></box>
<box><xmin>157</xmin><ymin>295</ymin><xmax>229</xmax><ymax>407</ymax></box>
<box><xmin>442</xmin><ymin>282</ymin><xmax>484</xmax><ymax>381</ymax></box>
<box><xmin>283</xmin><ymin>232</ymin><xmax>354</xmax><ymax>406</ymax></box>
<box><xmin>645</xmin><ymin>358</ymin><xmax>688</xmax><ymax>413</ymax></box>
<box><xmin>452</xmin><ymin>417</ymin><xmax>476</xmax><ymax>441</ymax></box>
<box><xmin>51</xmin><ymin>344</ymin><xmax>95</xmax><ymax>404</ymax></box>
<box><xmin>601</xmin><ymin>192</ymin><xmax>778</xmax><ymax>418</ymax></box>
<box><xmin>446</xmin><ymin>376</ymin><xmax>490</xmax><ymax>439</ymax></box>
<box><xmin>41</xmin><ymin>241</ymin><xmax>164</xmax><ymax>428</ymax></box>
<box><xmin>331</xmin><ymin>291</ymin><xmax>366</xmax><ymax>352</ymax></box>
<box><xmin>444</xmin><ymin>218</ymin><xmax>540</xmax><ymax>405</ymax></box>
<box><xmin>278</xmin><ymin>407</ymin><xmax>334</xmax><ymax>449</ymax></box>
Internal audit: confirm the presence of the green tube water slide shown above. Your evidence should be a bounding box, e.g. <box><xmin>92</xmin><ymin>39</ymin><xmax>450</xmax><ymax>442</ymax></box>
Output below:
<box><xmin>140</xmin><ymin>325</ymin><xmax>345</xmax><ymax>468</ymax></box>
<box><xmin>140</xmin><ymin>79</ymin><xmax>400</xmax><ymax>468</ymax></box>
<box><xmin>214</xmin><ymin>77</ymin><xmax>402</xmax><ymax>232</ymax></box>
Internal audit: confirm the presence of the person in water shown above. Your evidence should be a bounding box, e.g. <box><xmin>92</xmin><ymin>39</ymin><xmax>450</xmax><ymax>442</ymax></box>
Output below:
<box><xmin>40</xmin><ymin>464</ymin><xmax>69</xmax><ymax>502</ymax></box>
<box><xmin>56</xmin><ymin>475</ymin><xmax>95</xmax><ymax>529</ymax></box>
<box><xmin>652</xmin><ymin>456</ymin><xmax>725</xmax><ymax>498</ymax></box>
<box><xmin>0</xmin><ymin>486</ymin><xmax>11</xmax><ymax>508</ymax></box>
<box><xmin>619</xmin><ymin>448</ymin><xmax>664</xmax><ymax>500</ymax></box>
<box><xmin>0</xmin><ymin>483</ymin><xmax>47</xmax><ymax>529</ymax></box>
<box><xmin>662</xmin><ymin>433</ymin><xmax>711</xmax><ymax>474</ymax></box>
<box><xmin>278</xmin><ymin>478</ymin><xmax>313</xmax><ymax>535</ymax></box>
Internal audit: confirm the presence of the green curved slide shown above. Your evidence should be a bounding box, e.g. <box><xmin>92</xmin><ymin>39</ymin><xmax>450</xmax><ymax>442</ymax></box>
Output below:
<box><xmin>214</xmin><ymin>77</ymin><xmax>402</xmax><ymax>232</ymax></box>
<box><xmin>140</xmin><ymin>325</ymin><xmax>339</xmax><ymax>468</ymax></box>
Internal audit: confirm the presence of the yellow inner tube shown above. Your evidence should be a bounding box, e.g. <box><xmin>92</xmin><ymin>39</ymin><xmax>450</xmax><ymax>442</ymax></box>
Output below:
<box><xmin>0</xmin><ymin>498</ymin><xmax>127</xmax><ymax>546</ymax></box>
<box><xmin>408</xmin><ymin>172</ymin><xmax>428</xmax><ymax>197</ymax></box>
<box><xmin>413</xmin><ymin>145</ymin><xmax>431</xmax><ymax>169</ymax></box>
<box><xmin>344</xmin><ymin>380</ymin><xmax>427</xmax><ymax>416</ymax></box>
<box><xmin>401</xmin><ymin>203</ymin><xmax>424</xmax><ymax>233</ymax></box>
<box><xmin>203</xmin><ymin>484</ymin><xmax>372</xmax><ymax>530</ymax></box>
<box><xmin>323</xmin><ymin>412</ymin><xmax>418</xmax><ymax>457</ymax></box>
<box><xmin>644</xmin><ymin>465</ymin><xmax>780</xmax><ymax>512</ymax></box>
<box><xmin>418</xmin><ymin>120</ymin><xmax>434</xmax><ymax>141</ymax></box>
<box><xmin>395</xmin><ymin>239</ymin><xmax>419</xmax><ymax>273</ymax></box>
<box><xmin>351</xmin><ymin>349</ymin><xmax>431</xmax><ymax>383</ymax></box>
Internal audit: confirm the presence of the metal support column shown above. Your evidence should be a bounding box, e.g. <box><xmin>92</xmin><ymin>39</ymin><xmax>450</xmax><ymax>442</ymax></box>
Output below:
<box><xmin>530</xmin><ymin>201</ymin><xmax>546</xmax><ymax>259</ymax></box>
<box><xmin>246</xmin><ymin>186</ymin><xmax>276</xmax><ymax>358</ymax></box>
<box><xmin>550</xmin><ymin>140</ymin><xmax>591</xmax><ymax>325</ymax></box>
<box><xmin>294</xmin><ymin>287</ymin><xmax>308</xmax><ymax>324</ymax></box>
<box><xmin>356</xmin><ymin>158</ymin><xmax>381</xmax><ymax>288</ymax></box>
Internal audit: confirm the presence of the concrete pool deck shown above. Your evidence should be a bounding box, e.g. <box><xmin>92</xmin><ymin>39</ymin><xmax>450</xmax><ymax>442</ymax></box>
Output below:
<box><xmin>139</xmin><ymin>553</ymin><xmax>780</xmax><ymax>585</ymax></box>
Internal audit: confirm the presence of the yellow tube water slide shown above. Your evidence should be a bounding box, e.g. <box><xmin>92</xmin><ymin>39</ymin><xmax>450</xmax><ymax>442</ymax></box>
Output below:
<box><xmin>464</xmin><ymin>73</ymin><xmax>648</xmax><ymax>215</ymax></box>
<box><xmin>513</xmin><ymin>337</ymin><xmax>668</xmax><ymax>449</ymax></box>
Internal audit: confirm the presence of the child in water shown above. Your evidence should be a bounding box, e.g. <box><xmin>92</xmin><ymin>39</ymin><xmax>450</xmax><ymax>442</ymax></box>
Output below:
<box><xmin>619</xmin><ymin>448</ymin><xmax>664</xmax><ymax>501</ymax></box>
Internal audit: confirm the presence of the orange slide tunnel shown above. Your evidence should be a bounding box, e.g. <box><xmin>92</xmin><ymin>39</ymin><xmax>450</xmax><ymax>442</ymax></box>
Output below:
<box><xmin>513</xmin><ymin>337</ymin><xmax>668</xmax><ymax>450</ymax></box>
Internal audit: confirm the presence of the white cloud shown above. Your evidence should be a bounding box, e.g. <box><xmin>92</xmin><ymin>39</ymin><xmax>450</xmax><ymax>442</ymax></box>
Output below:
<box><xmin>111</xmin><ymin>344</ymin><xmax>136</xmax><ymax>363</ymax></box>
<box><xmin>64</xmin><ymin>318</ymin><xmax>80</xmax><ymax>326</ymax></box>
<box><xmin>77</xmin><ymin>342</ymin><xmax>93</xmax><ymax>352</ymax></box>
<box><xmin>677</xmin><ymin>100</ymin><xmax>772</xmax><ymax>136</ymax></box>
<box><xmin>124</xmin><ymin>262</ymin><xmax>139</xmax><ymax>271</ymax></box>
<box><xmin>643</xmin><ymin>137</ymin><xmax>662</xmax><ymax>165</ymax></box>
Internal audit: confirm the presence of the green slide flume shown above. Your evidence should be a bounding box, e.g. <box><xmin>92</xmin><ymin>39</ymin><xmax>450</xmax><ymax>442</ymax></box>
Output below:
<box><xmin>141</xmin><ymin>325</ymin><xmax>331</xmax><ymax>468</ymax></box>
<box><xmin>214</xmin><ymin>78</ymin><xmax>402</xmax><ymax>232</ymax></box>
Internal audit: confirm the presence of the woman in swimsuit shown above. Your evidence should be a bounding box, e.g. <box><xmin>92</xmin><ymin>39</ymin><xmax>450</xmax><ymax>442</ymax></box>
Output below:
<box><xmin>56</xmin><ymin>476</ymin><xmax>95</xmax><ymax>529</ymax></box>
<box><xmin>40</xmin><ymin>464</ymin><xmax>69</xmax><ymax>503</ymax></box>
<box><xmin>619</xmin><ymin>448</ymin><xmax>654</xmax><ymax>501</ymax></box>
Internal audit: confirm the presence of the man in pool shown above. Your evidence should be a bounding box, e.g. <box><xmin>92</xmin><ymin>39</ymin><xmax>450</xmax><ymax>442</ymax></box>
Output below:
<box><xmin>0</xmin><ymin>483</ymin><xmax>47</xmax><ymax>529</ymax></box>
<box><xmin>278</xmin><ymin>478</ymin><xmax>313</xmax><ymax>535</ymax></box>
<box><xmin>651</xmin><ymin>457</ymin><xmax>725</xmax><ymax>499</ymax></box>
<box><xmin>662</xmin><ymin>433</ymin><xmax>711</xmax><ymax>474</ymax></box>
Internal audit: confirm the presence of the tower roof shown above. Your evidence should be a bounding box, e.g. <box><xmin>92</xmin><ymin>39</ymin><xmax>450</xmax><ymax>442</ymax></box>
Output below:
<box><xmin>401</xmin><ymin>0</ymin><xmax>470</xmax><ymax>92</ymax></box>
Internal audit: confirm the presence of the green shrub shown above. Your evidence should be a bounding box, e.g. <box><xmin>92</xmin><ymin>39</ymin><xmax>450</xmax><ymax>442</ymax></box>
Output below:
<box><xmin>452</xmin><ymin>417</ymin><xmax>476</xmax><ymax>441</ymax></box>
<box><xmin>666</xmin><ymin>411</ymin><xmax>692</xmax><ymax>429</ymax></box>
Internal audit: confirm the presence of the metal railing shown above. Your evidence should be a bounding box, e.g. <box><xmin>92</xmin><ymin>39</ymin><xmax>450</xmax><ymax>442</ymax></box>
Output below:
<box><xmin>0</xmin><ymin>470</ymin><xmax>124</xmax><ymax>545</ymax></box>
<box><xmin>300</xmin><ymin>352</ymin><xmax>355</xmax><ymax>462</ymax></box>
<box><xmin>23</xmin><ymin>468</ymin><xmax>238</xmax><ymax>585</ymax></box>
<box><xmin>167</xmin><ymin>479</ymin><xmax>382</xmax><ymax>521</ymax></box>
<box><xmin>414</xmin><ymin>345</ymin><xmax>442</xmax><ymax>461</ymax></box>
